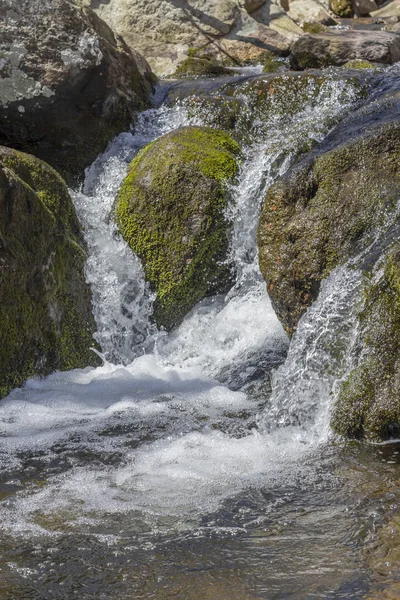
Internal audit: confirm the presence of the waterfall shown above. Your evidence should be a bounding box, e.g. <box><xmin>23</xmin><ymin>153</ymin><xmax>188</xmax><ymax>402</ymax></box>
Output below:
<box><xmin>0</xmin><ymin>74</ymin><xmax>369</xmax><ymax>537</ymax></box>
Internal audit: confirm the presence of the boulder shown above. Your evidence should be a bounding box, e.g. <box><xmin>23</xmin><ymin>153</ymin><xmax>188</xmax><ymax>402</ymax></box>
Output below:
<box><xmin>290</xmin><ymin>30</ymin><xmax>400</xmax><ymax>69</ymax></box>
<box><xmin>332</xmin><ymin>243</ymin><xmax>400</xmax><ymax>441</ymax></box>
<box><xmin>79</xmin><ymin>0</ymin><xmax>292</xmax><ymax>75</ymax></box>
<box><xmin>353</xmin><ymin>0</ymin><xmax>378</xmax><ymax>15</ymax></box>
<box><xmin>115</xmin><ymin>127</ymin><xmax>240</xmax><ymax>330</ymax></box>
<box><xmin>287</xmin><ymin>0</ymin><xmax>337</xmax><ymax>24</ymax></box>
<box><xmin>0</xmin><ymin>146</ymin><xmax>100</xmax><ymax>399</ymax></box>
<box><xmin>244</xmin><ymin>0</ymin><xmax>267</xmax><ymax>12</ymax></box>
<box><xmin>371</xmin><ymin>0</ymin><xmax>400</xmax><ymax>16</ymax></box>
<box><xmin>0</xmin><ymin>0</ymin><xmax>154</xmax><ymax>184</ymax></box>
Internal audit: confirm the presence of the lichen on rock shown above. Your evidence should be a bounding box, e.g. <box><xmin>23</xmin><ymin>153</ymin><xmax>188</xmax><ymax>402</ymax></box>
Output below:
<box><xmin>0</xmin><ymin>146</ymin><xmax>100</xmax><ymax>399</ymax></box>
<box><xmin>115</xmin><ymin>126</ymin><xmax>240</xmax><ymax>330</ymax></box>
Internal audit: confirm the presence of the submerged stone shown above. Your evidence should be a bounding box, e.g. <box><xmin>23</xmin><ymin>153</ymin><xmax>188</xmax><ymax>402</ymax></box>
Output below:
<box><xmin>116</xmin><ymin>126</ymin><xmax>241</xmax><ymax>330</ymax></box>
<box><xmin>0</xmin><ymin>146</ymin><xmax>100</xmax><ymax>399</ymax></box>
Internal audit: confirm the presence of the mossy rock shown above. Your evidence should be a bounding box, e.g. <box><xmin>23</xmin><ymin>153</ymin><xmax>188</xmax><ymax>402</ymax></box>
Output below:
<box><xmin>115</xmin><ymin>126</ymin><xmax>241</xmax><ymax>330</ymax></box>
<box><xmin>342</xmin><ymin>59</ymin><xmax>377</xmax><ymax>70</ymax></box>
<box><xmin>173</xmin><ymin>57</ymin><xmax>235</xmax><ymax>79</ymax></box>
<box><xmin>302</xmin><ymin>22</ymin><xmax>329</xmax><ymax>34</ymax></box>
<box><xmin>332</xmin><ymin>245</ymin><xmax>400</xmax><ymax>441</ymax></box>
<box><xmin>330</xmin><ymin>0</ymin><xmax>354</xmax><ymax>17</ymax></box>
<box><xmin>0</xmin><ymin>146</ymin><xmax>100</xmax><ymax>399</ymax></box>
<box><xmin>257</xmin><ymin>121</ymin><xmax>400</xmax><ymax>337</ymax></box>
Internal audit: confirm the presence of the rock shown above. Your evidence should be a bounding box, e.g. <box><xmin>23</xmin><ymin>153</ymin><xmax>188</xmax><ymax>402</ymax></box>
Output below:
<box><xmin>115</xmin><ymin>127</ymin><xmax>240</xmax><ymax>330</ymax></box>
<box><xmin>244</xmin><ymin>0</ymin><xmax>267</xmax><ymax>12</ymax></box>
<box><xmin>173</xmin><ymin>56</ymin><xmax>235</xmax><ymax>78</ymax></box>
<box><xmin>0</xmin><ymin>146</ymin><xmax>100</xmax><ymax>399</ymax></box>
<box><xmin>330</xmin><ymin>0</ymin><xmax>354</xmax><ymax>17</ymax></box>
<box><xmin>269</xmin><ymin>15</ymin><xmax>305</xmax><ymax>41</ymax></box>
<box><xmin>287</xmin><ymin>0</ymin><xmax>337</xmax><ymax>24</ymax></box>
<box><xmin>353</xmin><ymin>0</ymin><xmax>378</xmax><ymax>16</ymax></box>
<box><xmin>0</xmin><ymin>0</ymin><xmax>154</xmax><ymax>184</ymax></box>
<box><xmin>371</xmin><ymin>0</ymin><xmax>400</xmax><ymax>16</ymax></box>
<box><xmin>80</xmin><ymin>0</ymin><xmax>291</xmax><ymax>75</ymax></box>
<box><xmin>257</xmin><ymin>120</ymin><xmax>400</xmax><ymax>337</ymax></box>
<box><xmin>331</xmin><ymin>242</ymin><xmax>400</xmax><ymax>441</ymax></box>
<box><xmin>290</xmin><ymin>30</ymin><xmax>400</xmax><ymax>69</ymax></box>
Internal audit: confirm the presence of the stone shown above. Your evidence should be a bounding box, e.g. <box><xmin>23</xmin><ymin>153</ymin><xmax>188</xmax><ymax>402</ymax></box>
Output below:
<box><xmin>290</xmin><ymin>30</ymin><xmax>400</xmax><ymax>69</ymax></box>
<box><xmin>0</xmin><ymin>0</ymin><xmax>154</xmax><ymax>184</ymax></box>
<box><xmin>0</xmin><ymin>146</ymin><xmax>100</xmax><ymax>399</ymax></box>
<box><xmin>353</xmin><ymin>0</ymin><xmax>378</xmax><ymax>15</ymax></box>
<box><xmin>330</xmin><ymin>0</ymin><xmax>354</xmax><ymax>17</ymax></box>
<box><xmin>287</xmin><ymin>0</ymin><xmax>337</xmax><ymax>24</ymax></box>
<box><xmin>115</xmin><ymin>127</ymin><xmax>241</xmax><ymax>330</ymax></box>
<box><xmin>79</xmin><ymin>0</ymin><xmax>292</xmax><ymax>75</ymax></box>
<box><xmin>332</xmin><ymin>242</ymin><xmax>400</xmax><ymax>441</ymax></box>
<box><xmin>257</xmin><ymin>118</ymin><xmax>400</xmax><ymax>337</ymax></box>
<box><xmin>371</xmin><ymin>0</ymin><xmax>400</xmax><ymax>16</ymax></box>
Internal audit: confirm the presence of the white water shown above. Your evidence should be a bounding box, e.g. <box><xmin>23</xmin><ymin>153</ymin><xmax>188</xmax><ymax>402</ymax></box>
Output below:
<box><xmin>0</xmin><ymin>75</ymin><xmax>367</xmax><ymax>538</ymax></box>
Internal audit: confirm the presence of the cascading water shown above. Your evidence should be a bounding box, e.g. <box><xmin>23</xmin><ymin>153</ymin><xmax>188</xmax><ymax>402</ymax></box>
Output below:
<box><xmin>1</xmin><ymin>73</ymin><xmax>398</xmax><ymax>599</ymax></box>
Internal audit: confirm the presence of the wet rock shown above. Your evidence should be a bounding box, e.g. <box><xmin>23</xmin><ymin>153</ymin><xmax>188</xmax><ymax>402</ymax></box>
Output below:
<box><xmin>79</xmin><ymin>0</ymin><xmax>292</xmax><ymax>76</ymax></box>
<box><xmin>0</xmin><ymin>146</ymin><xmax>100</xmax><ymax>399</ymax></box>
<box><xmin>290</xmin><ymin>30</ymin><xmax>400</xmax><ymax>69</ymax></box>
<box><xmin>257</xmin><ymin>119</ymin><xmax>400</xmax><ymax>336</ymax></box>
<box><xmin>0</xmin><ymin>0</ymin><xmax>154</xmax><ymax>184</ymax></box>
<box><xmin>353</xmin><ymin>0</ymin><xmax>378</xmax><ymax>16</ymax></box>
<box><xmin>332</xmin><ymin>242</ymin><xmax>400</xmax><ymax>441</ymax></box>
<box><xmin>115</xmin><ymin>126</ymin><xmax>240</xmax><ymax>330</ymax></box>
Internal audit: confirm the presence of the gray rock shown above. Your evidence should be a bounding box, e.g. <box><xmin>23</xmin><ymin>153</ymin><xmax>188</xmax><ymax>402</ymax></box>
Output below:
<box><xmin>244</xmin><ymin>0</ymin><xmax>266</xmax><ymax>12</ymax></box>
<box><xmin>0</xmin><ymin>0</ymin><xmax>154</xmax><ymax>183</ymax></box>
<box><xmin>290</xmin><ymin>30</ymin><xmax>400</xmax><ymax>68</ymax></box>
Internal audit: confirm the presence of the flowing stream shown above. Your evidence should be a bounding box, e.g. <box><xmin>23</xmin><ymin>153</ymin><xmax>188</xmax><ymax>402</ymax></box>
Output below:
<box><xmin>1</xmin><ymin>73</ymin><xmax>400</xmax><ymax>599</ymax></box>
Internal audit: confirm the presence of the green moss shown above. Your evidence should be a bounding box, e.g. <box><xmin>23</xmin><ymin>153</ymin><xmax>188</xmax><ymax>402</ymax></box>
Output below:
<box><xmin>343</xmin><ymin>59</ymin><xmax>377</xmax><ymax>70</ymax></box>
<box><xmin>302</xmin><ymin>22</ymin><xmax>328</xmax><ymax>34</ymax></box>
<box><xmin>116</xmin><ymin>126</ymin><xmax>240</xmax><ymax>330</ymax></box>
<box><xmin>0</xmin><ymin>147</ymin><xmax>100</xmax><ymax>399</ymax></box>
<box><xmin>330</xmin><ymin>0</ymin><xmax>353</xmax><ymax>17</ymax></box>
<box><xmin>173</xmin><ymin>57</ymin><xmax>234</xmax><ymax>79</ymax></box>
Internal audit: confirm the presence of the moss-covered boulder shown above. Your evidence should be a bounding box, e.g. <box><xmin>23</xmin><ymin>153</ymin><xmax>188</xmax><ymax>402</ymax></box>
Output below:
<box><xmin>0</xmin><ymin>146</ymin><xmax>100</xmax><ymax>399</ymax></box>
<box><xmin>332</xmin><ymin>245</ymin><xmax>400</xmax><ymax>441</ymax></box>
<box><xmin>257</xmin><ymin>121</ymin><xmax>400</xmax><ymax>337</ymax></box>
<box><xmin>116</xmin><ymin>126</ymin><xmax>240</xmax><ymax>330</ymax></box>
<box><xmin>330</xmin><ymin>0</ymin><xmax>354</xmax><ymax>17</ymax></box>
